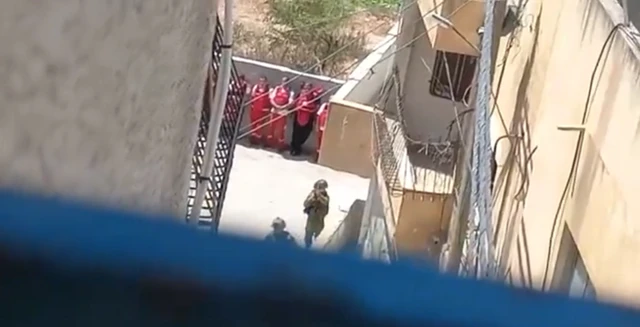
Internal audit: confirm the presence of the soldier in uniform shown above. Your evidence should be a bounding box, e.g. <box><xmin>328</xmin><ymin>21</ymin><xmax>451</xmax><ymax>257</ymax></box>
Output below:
<box><xmin>264</xmin><ymin>217</ymin><xmax>297</xmax><ymax>246</ymax></box>
<box><xmin>303</xmin><ymin>179</ymin><xmax>330</xmax><ymax>249</ymax></box>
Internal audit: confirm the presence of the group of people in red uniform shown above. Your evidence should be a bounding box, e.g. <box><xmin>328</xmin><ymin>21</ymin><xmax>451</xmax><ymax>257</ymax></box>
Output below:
<box><xmin>240</xmin><ymin>75</ymin><xmax>330</xmax><ymax>157</ymax></box>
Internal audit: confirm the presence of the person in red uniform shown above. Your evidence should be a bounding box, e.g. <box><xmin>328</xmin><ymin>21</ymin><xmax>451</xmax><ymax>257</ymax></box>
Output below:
<box><xmin>248</xmin><ymin>76</ymin><xmax>271</xmax><ymax>146</ymax></box>
<box><xmin>269</xmin><ymin>77</ymin><xmax>294</xmax><ymax>151</ymax></box>
<box><xmin>315</xmin><ymin>101</ymin><xmax>329</xmax><ymax>161</ymax></box>
<box><xmin>290</xmin><ymin>83</ymin><xmax>319</xmax><ymax>156</ymax></box>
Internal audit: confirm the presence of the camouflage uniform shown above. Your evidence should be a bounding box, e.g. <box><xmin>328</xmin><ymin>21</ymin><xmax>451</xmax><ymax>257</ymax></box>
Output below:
<box><xmin>303</xmin><ymin>180</ymin><xmax>330</xmax><ymax>248</ymax></box>
<box><xmin>265</xmin><ymin>217</ymin><xmax>297</xmax><ymax>246</ymax></box>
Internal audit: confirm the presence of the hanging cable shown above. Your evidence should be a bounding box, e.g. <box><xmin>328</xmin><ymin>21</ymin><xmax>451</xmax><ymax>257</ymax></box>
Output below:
<box><xmin>237</xmin><ymin>0</ymin><xmax>448</xmax><ymax>123</ymax></box>
<box><xmin>237</xmin><ymin>0</ymin><xmax>458</xmax><ymax>132</ymax></box>
<box><xmin>539</xmin><ymin>23</ymin><xmax>624</xmax><ymax>291</ymax></box>
<box><xmin>237</xmin><ymin>2</ymin><xmax>466</xmax><ymax>139</ymax></box>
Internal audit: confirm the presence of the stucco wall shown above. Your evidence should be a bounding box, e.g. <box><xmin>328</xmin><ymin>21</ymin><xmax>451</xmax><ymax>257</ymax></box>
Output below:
<box><xmin>395</xmin><ymin>191</ymin><xmax>453</xmax><ymax>262</ymax></box>
<box><xmin>399</xmin><ymin>3</ymin><xmax>464</xmax><ymax>143</ymax></box>
<box><xmin>333</xmin><ymin>25</ymin><xmax>398</xmax><ymax>107</ymax></box>
<box><xmin>362</xmin><ymin>165</ymin><xmax>397</xmax><ymax>262</ymax></box>
<box><xmin>491</xmin><ymin>0</ymin><xmax>640</xmax><ymax>305</ymax></box>
<box><xmin>317</xmin><ymin>99</ymin><xmax>374</xmax><ymax>177</ymax></box>
<box><xmin>0</xmin><ymin>0</ymin><xmax>215</xmax><ymax>217</ymax></box>
<box><xmin>234</xmin><ymin>57</ymin><xmax>344</xmax><ymax>93</ymax></box>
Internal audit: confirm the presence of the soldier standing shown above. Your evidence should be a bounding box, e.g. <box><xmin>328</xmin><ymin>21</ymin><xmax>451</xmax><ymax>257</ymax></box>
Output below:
<box><xmin>303</xmin><ymin>179</ymin><xmax>330</xmax><ymax>249</ymax></box>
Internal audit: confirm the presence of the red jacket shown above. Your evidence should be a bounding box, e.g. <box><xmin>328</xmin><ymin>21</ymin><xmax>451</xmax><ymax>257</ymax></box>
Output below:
<box><xmin>272</xmin><ymin>86</ymin><xmax>292</xmax><ymax>107</ymax></box>
<box><xmin>250</xmin><ymin>84</ymin><xmax>270</xmax><ymax>111</ymax></box>
<box><xmin>295</xmin><ymin>91</ymin><xmax>318</xmax><ymax>126</ymax></box>
<box><xmin>317</xmin><ymin>103</ymin><xmax>329</xmax><ymax>131</ymax></box>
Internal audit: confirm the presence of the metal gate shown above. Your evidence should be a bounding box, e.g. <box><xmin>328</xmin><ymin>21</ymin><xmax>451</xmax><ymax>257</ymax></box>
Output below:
<box><xmin>185</xmin><ymin>18</ymin><xmax>246</xmax><ymax>230</ymax></box>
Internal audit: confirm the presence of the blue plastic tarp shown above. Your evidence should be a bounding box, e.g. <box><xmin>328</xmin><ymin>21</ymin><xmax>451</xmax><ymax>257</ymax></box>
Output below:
<box><xmin>0</xmin><ymin>190</ymin><xmax>638</xmax><ymax>327</ymax></box>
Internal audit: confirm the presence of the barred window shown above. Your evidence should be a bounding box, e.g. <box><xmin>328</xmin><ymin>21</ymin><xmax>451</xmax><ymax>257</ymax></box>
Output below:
<box><xmin>429</xmin><ymin>51</ymin><xmax>477</xmax><ymax>103</ymax></box>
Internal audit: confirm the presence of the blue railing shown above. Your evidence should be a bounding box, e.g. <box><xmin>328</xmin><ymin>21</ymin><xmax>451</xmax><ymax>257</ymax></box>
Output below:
<box><xmin>1</xmin><ymin>190</ymin><xmax>639</xmax><ymax>327</ymax></box>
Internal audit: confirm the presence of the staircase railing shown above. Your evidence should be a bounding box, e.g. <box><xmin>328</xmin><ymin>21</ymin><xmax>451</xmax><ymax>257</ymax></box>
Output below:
<box><xmin>185</xmin><ymin>17</ymin><xmax>246</xmax><ymax>230</ymax></box>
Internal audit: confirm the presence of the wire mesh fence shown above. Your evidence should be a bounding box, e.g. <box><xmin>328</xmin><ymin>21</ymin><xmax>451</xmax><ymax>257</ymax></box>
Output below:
<box><xmin>185</xmin><ymin>17</ymin><xmax>247</xmax><ymax>230</ymax></box>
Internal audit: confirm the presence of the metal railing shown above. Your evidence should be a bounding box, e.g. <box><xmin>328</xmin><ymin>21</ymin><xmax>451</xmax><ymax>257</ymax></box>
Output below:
<box><xmin>185</xmin><ymin>17</ymin><xmax>246</xmax><ymax>230</ymax></box>
<box><xmin>373</xmin><ymin>67</ymin><xmax>457</xmax><ymax>196</ymax></box>
<box><xmin>372</xmin><ymin>72</ymin><xmax>406</xmax><ymax>196</ymax></box>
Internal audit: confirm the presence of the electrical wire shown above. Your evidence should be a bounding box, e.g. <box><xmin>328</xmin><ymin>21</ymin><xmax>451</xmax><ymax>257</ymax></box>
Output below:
<box><xmin>370</xmin><ymin>0</ymin><xmax>470</xmax><ymax>152</ymax></box>
<box><xmin>429</xmin><ymin>0</ymin><xmax>538</xmax><ymax>278</ymax></box>
<box><xmin>236</xmin><ymin>0</ymin><xmax>450</xmax><ymax>130</ymax></box>
<box><xmin>540</xmin><ymin>23</ymin><xmax>624</xmax><ymax>291</ymax></box>
<box><xmin>238</xmin><ymin>0</ymin><xmax>462</xmax><ymax>139</ymax></box>
<box><xmin>236</xmin><ymin>0</ymin><xmax>452</xmax><ymax>134</ymax></box>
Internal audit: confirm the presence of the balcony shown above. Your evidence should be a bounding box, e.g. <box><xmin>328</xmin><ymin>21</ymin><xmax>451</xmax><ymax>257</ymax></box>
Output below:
<box><xmin>418</xmin><ymin>0</ymin><xmax>507</xmax><ymax>56</ymax></box>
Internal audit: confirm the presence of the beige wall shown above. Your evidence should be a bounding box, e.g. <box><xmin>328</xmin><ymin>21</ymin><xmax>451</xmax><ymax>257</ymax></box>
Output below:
<box><xmin>317</xmin><ymin>99</ymin><xmax>374</xmax><ymax>177</ymax></box>
<box><xmin>399</xmin><ymin>0</ymin><xmax>505</xmax><ymax>143</ymax></box>
<box><xmin>417</xmin><ymin>0</ymin><xmax>507</xmax><ymax>56</ymax></box>
<box><xmin>361</xmin><ymin>158</ymin><xmax>454</xmax><ymax>262</ymax></box>
<box><xmin>395</xmin><ymin>191</ymin><xmax>453</xmax><ymax>261</ymax></box>
<box><xmin>491</xmin><ymin>0</ymin><xmax>640</xmax><ymax>304</ymax></box>
<box><xmin>401</xmin><ymin>7</ymin><xmax>461</xmax><ymax>142</ymax></box>
<box><xmin>0</xmin><ymin>0</ymin><xmax>215</xmax><ymax>217</ymax></box>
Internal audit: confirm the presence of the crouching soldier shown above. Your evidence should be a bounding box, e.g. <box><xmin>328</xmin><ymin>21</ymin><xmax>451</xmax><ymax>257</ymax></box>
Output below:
<box><xmin>264</xmin><ymin>217</ymin><xmax>297</xmax><ymax>246</ymax></box>
<box><xmin>303</xmin><ymin>179</ymin><xmax>330</xmax><ymax>249</ymax></box>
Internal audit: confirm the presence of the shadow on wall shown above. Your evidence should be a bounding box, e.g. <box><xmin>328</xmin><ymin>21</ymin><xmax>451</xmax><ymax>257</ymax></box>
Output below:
<box><xmin>323</xmin><ymin>199</ymin><xmax>366</xmax><ymax>253</ymax></box>
<box><xmin>494</xmin><ymin>8</ymin><xmax>542</xmax><ymax>288</ymax></box>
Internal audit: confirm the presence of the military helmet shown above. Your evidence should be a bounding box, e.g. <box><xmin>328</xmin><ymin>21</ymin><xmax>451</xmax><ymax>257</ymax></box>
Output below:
<box><xmin>271</xmin><ymin>217</ymin><xmax>286</xmax><ymax>229</ymax></box>
<box><xmin>314</xmin><ymin>179</ymin><xmax>328</xmax><ymax>190</ymax></box>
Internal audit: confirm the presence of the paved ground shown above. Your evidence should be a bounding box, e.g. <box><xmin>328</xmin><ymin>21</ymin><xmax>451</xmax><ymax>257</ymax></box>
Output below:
<box><xmin>218</xmin><ymin>143</ymin><xmax>370</xmax><ymax>249</ymax></box>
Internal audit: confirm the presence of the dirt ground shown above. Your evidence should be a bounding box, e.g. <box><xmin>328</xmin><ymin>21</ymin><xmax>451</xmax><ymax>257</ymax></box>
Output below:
<box><xmin>224</xmin><ymin>0</ymin><xmax>395</xmax><ymax>73</ymax></box>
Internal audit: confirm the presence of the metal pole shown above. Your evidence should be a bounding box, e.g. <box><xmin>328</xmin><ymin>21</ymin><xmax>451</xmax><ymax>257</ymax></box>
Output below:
<box><xmin>190</xmin><ymin>0</ymin><xmax>234</xmax><ymax>226</ymax></box>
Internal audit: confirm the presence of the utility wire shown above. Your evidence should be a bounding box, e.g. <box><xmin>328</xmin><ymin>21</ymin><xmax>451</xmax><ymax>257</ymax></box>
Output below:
<box><xmin>238</xmin><ymin>10</ymin><xmax>447</xmax><ymax>140</ymax></box>
<box><xmin>539</xmin><ymin>23</ymin><xmax>625</xmax><ymax>291</ymax></box>
<box><xmin>238</xmin><ymin>0</ymin><xmax>459</xmax><ymax>139</ymax></box>
<box><xmin>236</xmin><ymin>0</ymin><xmax>452</xmax><ymax>132</ymax></box>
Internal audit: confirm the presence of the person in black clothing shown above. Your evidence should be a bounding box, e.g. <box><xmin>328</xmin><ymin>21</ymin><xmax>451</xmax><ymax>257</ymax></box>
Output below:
<box><xmin>264</xmin><ymin>217</ymin><xmax>297</xmax><ymax>246</ymax></box>
<box><xmin>290</xmin><ymin>83</ymin><xmax>318</xmax><ymax>156</ymax></box>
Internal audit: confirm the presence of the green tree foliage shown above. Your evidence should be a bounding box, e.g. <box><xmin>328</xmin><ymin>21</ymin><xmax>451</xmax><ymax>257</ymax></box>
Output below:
<box><xmin>264</xmin><ymin>0</ymin><xmax>369</xmax><ymax>75</ymax></box>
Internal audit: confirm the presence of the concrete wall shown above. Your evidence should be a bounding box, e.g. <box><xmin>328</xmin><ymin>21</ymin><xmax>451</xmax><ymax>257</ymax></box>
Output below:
<box><xmin>361</xmin><ymin>167</ymin><xmax>396</xmax><ymax>262</ymax></box>
<box><xmin>333</xmin><ymin>25</ymin><xmax>398</xmax><ymax>107</ymax></box>
<box><xmin>234</xmin><ymin>57</ymin><xmax>344</xmax><ymax>93</ymax></box>
<box><xmin>417</xmin><ymin>0</ymin><xmax>507</xmax><ymax>56</ymax></box>
<box><xmin>397</xmin><ymin>3</ymin><xmax>463</xmax><ymax>143</ymax></box>
<box><xmin>395</xmin><ymin>192</ymin><xmax>453</xmax><ymax>262</ymax></box>
<box><xmin>0</xmin><ymin>0</ymin><xmax>215</xmax><ymax>217</ymax></box>
<box><xmin>491</xmin><ymin>0</ymin><xmax>640</xmax><ymax>305</ymax></box>
<box><xmin>322</xmin><ymin>199</ymin><xmax>366</xmax><ymax>252</ymax></box>
<box><xmin>233</xmin><ymin>57</ymin><xmax>343</xmax><ymax>154</ymax></box>
<box><xmin>317</xmin><ymin>99</ymin><xmax>374</xmax><ymax>178</ymax></box>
